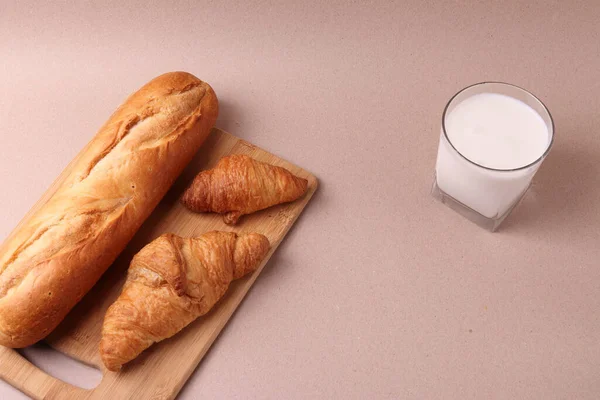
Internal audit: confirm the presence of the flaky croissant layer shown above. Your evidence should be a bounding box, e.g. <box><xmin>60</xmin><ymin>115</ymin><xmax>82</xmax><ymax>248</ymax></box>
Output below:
<box><xmin>100</xmin><ymin>231</ymin><xmax>270</xmax><ymax>371</ymax></box>
<box><xmin>181</xmin><ymin>155</ymin><xmax>308</xmax><ymax>224</ymax></box>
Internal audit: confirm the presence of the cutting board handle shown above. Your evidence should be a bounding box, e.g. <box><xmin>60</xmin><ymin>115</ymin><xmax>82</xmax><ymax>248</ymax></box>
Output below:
<box><xmin>0</xmin><ymin>346</ymin><xmax>92</xmax><ymax>399</ymax></box>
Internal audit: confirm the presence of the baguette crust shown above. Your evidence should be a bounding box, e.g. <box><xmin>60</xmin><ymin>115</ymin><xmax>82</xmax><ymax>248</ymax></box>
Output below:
<box><xmin>0</xmin><ymin>72</ymin><xmax>218</xmax><ymax>347</ymax></box>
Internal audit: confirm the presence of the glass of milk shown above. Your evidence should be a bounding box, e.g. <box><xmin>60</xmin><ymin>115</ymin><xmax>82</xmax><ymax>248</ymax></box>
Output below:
<box><xmin>432</xmin><ymin>82</ymin><xmax>554</xmax><ymax>231</ymax></box>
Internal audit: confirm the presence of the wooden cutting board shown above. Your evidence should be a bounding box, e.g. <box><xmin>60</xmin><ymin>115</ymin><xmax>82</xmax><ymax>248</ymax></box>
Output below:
<box><xmin>0</xmin><ymin>128</ymin><xmax>318</xmax><ymax>400</ymax></box>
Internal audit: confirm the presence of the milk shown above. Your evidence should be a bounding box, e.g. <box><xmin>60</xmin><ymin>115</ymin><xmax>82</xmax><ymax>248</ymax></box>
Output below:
<box><xmin>435</xmin><ymin>91</ymin><xmax>551</xmax><ymax>220</ymax></box>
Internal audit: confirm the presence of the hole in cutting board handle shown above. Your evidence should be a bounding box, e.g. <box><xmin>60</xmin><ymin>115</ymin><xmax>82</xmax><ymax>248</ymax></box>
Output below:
<box><xmin>18</xmin><ymin>343</ymin><xmax>102</xmax><ymax>390</ymax></box>
<box><xmin>0</xmin><ymin>379</ymin><xmax>29</xmax><ymax>400</ymax></box>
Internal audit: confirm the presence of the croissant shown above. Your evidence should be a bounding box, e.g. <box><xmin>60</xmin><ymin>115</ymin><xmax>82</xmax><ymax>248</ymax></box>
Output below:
<box><xmin>99</xmin><ymin>231</ymin><xmax>270</xmax><ymax>371</ymax></box>
<box><xmin>181</xmin><ymin>154</ymin><xmax>308</xmax><ymax>224</ymax></box>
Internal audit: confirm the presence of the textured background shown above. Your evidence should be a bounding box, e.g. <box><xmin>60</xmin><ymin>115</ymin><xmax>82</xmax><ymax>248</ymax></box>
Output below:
<box><xmin>1</xmin><ymin>1</ymin><xmax>599</xmax><ymax>399</ymax></box>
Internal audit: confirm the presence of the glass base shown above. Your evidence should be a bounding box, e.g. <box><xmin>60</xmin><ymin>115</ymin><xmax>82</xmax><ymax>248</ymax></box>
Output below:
<box><xmin>431</xmin><ymin>176</ymin><xmax>525</xmax><ymax>232</ymax></box>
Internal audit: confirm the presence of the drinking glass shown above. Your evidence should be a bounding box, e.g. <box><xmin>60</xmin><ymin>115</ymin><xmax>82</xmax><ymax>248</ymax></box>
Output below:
<box><xmin>432</xmin><ymin>82</ymin><xmax>554</xmax><ymax>231</ymax></box>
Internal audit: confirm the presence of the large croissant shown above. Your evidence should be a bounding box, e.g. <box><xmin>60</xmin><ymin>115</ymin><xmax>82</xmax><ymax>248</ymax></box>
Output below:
<box><xmin>181</xmin><ymin>154</ymin><xmax>308</xmax><ymax>224</ymax></box>
<box><xmin>100</xmin><ymin>231</ymin><xmax>270</xmax><ymax>371</ymax></box>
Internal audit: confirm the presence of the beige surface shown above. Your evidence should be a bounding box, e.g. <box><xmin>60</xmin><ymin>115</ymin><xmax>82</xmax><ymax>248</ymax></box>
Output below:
<box><xmin>1</xmin><ymin>1</ymin><xmax>599</xmax><ymax>399</ymax></box>
<box><xmin>0</xmin><ymin>129</ymin><xmax>317</xmax><ymax>399</ymax></box>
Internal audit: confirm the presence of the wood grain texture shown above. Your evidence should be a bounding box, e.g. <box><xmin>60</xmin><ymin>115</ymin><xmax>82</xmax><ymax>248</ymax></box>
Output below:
<box><xmin>0</xmin><ymin>128</ymin><xmax>318</xmax><ymax>400</ymax></box>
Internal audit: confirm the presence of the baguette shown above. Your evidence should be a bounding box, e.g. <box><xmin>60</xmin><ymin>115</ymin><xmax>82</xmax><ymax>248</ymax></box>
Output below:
<box><xmin>0</xmin><ymin>71</ymin><xmax>218</xmax><ymax>348</ymax></box>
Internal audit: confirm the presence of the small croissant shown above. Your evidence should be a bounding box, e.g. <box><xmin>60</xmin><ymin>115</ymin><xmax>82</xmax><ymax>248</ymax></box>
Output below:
<box><xmin>100</xmin><ymin>231</ymin><xmax>270</xmax><ymax>371</ymax></box>
<box><xmin>181</xmin><ymin>154</ymin><xmax>308</xmax><ymax>224</ymax></box>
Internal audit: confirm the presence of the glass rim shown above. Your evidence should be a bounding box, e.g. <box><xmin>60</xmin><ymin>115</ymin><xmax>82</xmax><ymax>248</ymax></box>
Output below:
<box><xmin>441</xmin><ymin>81</ymin><xmax>555</xmax><ymax>173</ymax></box>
